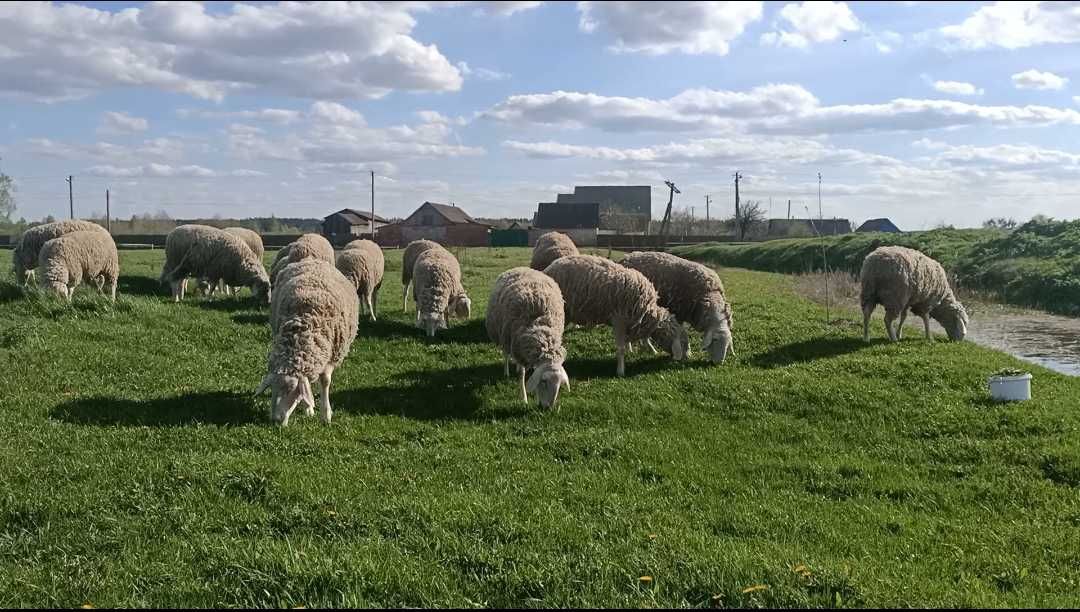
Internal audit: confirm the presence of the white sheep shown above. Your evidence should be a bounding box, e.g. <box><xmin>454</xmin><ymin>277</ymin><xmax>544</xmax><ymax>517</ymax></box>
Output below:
<box><xmin>530</xmin><ymin>231</ymin><xmax>579</xmax><ymax>271</ymax></box>
<box><xmin>336</xmin><ymin>239</ymin><xmax>385</xmax><ymax>321</ymax></box>
<box><xmin>255</xmin><ymin>258</ymin><xmax>360</xmax><ymax>426</ymax></box>
<box><xmin>486</xmin><ymin>267</ymin><xmax>570</xmax><ymax>408</ymax></box>
<box><xmin>160</xmin><ymin>224</ymin><xmax>270</xmax><ymax>303</ymax></box>
<box><xmin>269</xmin><ymin>233</ymin><xmax>335</xmax><ymax>286</ymax></box>
<box><xmin>621</xmin><ymin>251</ymin><xmax>734</xmax><ymax>363</ymax></box>
<box><xmin>201</xmin><ymin>227</ymin><xmax>267</xmax><ymax>296</ymax></box>
<box><xmin>13</xmin><ymin>220</ymin><xmax>109</xmax><ymax>285</ymax></box>
<box><xmin>860</xmin><ymin>245</ymin><xmax>969</xmax><ymax>342</ymax></box>
<box><xmin>401</xmin><ymin>239</ymin><xmax>442</xmax><ymax>311</ymax></box>
<box><xmin>37</xmin><ymin>230</ymin><xmax>119</xmax><ymax>301</ymax></box>
<box><xmin>412</xmin><ymin>247</ymin><xmax>471</xmax><ymax>337</ymax></box>
<box><xmin>543</xmin><ymin>254</ymin><xmax>689</xmax><ymax>377</ymax></box>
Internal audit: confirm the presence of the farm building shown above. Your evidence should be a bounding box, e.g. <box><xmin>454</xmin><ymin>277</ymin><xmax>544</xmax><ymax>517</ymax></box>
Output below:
<box><xmin>530</xmin><ymin>202</ymin><xmax>600</xmax><ymax>246</ymax></box>
<box><xmin>556</xmin><ymin>185</ymin><xmax>651</xmax><ymax>233</ymax></box>
<box><xmin>766</xmin><ymin>218</ymin><xmax>852</xmax><ymax>239</ymax></box>
<box><xmin>856</xmin><ymin>218</ymin><xmax>902</xmax><ymax>233</ymax></box>
<box><xmin>322</xmin><ymin>208</ymin><xmax>390</xmax><ymax>244</ymax></box>
<box><xmin>377</xmin><ymin>201</ymin><xmax>491</xmax><ymax>247</ymax></box>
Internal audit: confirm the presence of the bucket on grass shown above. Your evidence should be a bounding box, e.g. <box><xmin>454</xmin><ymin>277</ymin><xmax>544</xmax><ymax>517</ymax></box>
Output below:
<box><xmin>988</xmin><ymin>370</ymin><xmax>1032</xmax><ymax>402</ymax></box>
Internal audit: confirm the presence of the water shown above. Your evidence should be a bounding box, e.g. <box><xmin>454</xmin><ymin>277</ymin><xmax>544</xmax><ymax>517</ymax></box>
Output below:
<box><xmin>962</xmin><ymin>305</ymin><xmax>1080</xmax><ymax>376</ymax></box>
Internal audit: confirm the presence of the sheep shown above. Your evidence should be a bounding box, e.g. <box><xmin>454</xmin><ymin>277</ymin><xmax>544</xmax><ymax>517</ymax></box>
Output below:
<box><xmin>255</xmin><ymin>258</ymin><xmax>359</xmax><ymax>426</ymax></box>
<box><xmin>412</xmin><ymin>247</ymin><xmax>471</xmax><ymax>337</ymax></box>
<box><xmin>530</xmin><ymin>231</ymin><xmax>579</xmax><ymax>271</ymax></box>
<box><xmin>159</xmin><ymin>224</ymin><xmax>271</xmax><ymax>303</ymax></box>
<box><xmin>12</xmin><ymin>220</ymin><xmax>109</xmax><ymax>285</ymax></box>
<box><xmin>36</xmin><ymin>230</ymin><xmax>119</xmax><ymax>301</ymax></box>
<box><xmin>620</xmin><ymin>251</ymin><xmax>734</xmax><ymax>363</ymax></box>
<box><xmin>859</xmin><ymin>245</ymin><xmax>969</xmax><ymax>342</ymax></box>
<box><xmin>543</xmin><ymin>254</ymin><xmax>689</xmax><ymax>377</ymax></box>
<box><xmin>199</xmin><ymin>227</ymin><xmax>267</xmax><ymax>297</ymax></box>
<box><xmin>336</xmin><ymin>239</ymin><xmax>385</xmax><ymax>321</ymax></box>
<box><xmin>401</xmin><ymin>239</ymin><xmax>442</xmax><ymax>311</ymax></box>
<box><xmin>486</xmin><ymin>267</ymin><xmax>570</xmax><ymax>408</ymax></box>
<box><xmin>269</xmin><ymin>233</ymin><xmax>335</xmax><ymax>286</ymax></box>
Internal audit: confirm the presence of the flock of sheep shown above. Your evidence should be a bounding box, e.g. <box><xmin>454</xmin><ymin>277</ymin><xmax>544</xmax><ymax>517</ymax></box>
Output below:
<box><xmin>11</xmin><ymin>219</ymin><xmax>969</xmax><ymax>425</ymax></box>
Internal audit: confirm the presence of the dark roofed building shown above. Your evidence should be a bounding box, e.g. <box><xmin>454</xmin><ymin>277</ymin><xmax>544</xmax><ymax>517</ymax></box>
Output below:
<box><xmin>557</xmin><ymin>185</ymin><xmax>651</xmax><ymax>232</ymax></box>
<box><xmin>856</xmin><ymin>218</ymin><xmax>902</xmax><ymax>233</ymax></box>
<box><xmin>322</xmin><ymin>208</ymin><xmax>390</xmax><ymax>243</ymax></box>
<box><xmin>767</xmin><ymin>218</ymin><xmax>852</xmax><ymax>238</ymax></box>
<box><xmin>534</xmin><ymin>202</ymin><xmax>600</xmax><ymax>229</ymax></box>
<box><xmin>378</xmin><ymin>201</ymin><xmax>490</xmax><ymax>247</ymax></box>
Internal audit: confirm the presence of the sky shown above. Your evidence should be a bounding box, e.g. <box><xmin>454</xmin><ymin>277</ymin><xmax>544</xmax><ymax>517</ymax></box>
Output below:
<box><xmin>3</xmin><ymin>1</ymin><xmax>1080</xmax><ymax>230</ymax></box>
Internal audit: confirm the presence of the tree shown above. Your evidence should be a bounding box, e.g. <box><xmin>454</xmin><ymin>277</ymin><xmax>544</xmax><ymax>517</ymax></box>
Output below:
<box><xmin>0</xmin><ymin>172</ymin><xmax>15</xmax><ymax>223</ymax></box>
<box><xmin>732</xmin><ymin>199</ymin><xmax>765</xmax><ymax>240</ymax></box>
<box><xmin>983</xmin><ymin>217</ymin><xmax>1018</xmax><ymax>230</ymax></box>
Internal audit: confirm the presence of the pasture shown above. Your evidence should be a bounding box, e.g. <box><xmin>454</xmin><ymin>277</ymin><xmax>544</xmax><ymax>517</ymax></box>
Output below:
<box><xmin>1</xmin><ymin>247</ymin><xmax>1078</xmax><ymax>607</ymax></box>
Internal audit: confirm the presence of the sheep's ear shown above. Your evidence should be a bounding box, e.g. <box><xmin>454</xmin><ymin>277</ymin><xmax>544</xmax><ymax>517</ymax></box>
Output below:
<box><xmin>703</xmin><ymin>329</ymin><xmax>715</xmax><ymax>348</ymax></box>
<box><xmin>299</xmin><ymin>377</ymin><xmax>315</xmax><ymax>408</ymax></box>
<box><xmin>526</xmin><ymin>366</ymin><xmax>545</xmax><ymax>393</ymax></box>
<box><xmin>559</xmin><ymin>369</ymin><xmax>570</xmax><ymax>391</ymax></box>
<box><xmin>254</xmin><ymin>374</ymin><xmax>273</xmax><ymax>396</ymax></box>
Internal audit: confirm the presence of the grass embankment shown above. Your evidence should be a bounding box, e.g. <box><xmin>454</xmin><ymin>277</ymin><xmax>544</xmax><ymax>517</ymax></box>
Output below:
<box><xmin>674</xmin><ymin>218</ymin><xmax>1080</xmax><ymax>316</ymax></box>
<box><xmin>1</xmin><ymin>247</ymin><xmax>1078</xmax><ymax>607</ymax></box>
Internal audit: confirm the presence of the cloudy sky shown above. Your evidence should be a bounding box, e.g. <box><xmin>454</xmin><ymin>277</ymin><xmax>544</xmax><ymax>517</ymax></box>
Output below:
<box><xmin>3</xmin><ymin>1</ymin><xmax>1080</xmax><ymax>229</ymax></box>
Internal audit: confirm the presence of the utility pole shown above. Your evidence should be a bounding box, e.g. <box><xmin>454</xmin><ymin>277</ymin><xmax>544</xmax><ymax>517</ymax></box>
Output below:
<box><xmin>733</xmin><ymin>171</ymin><xmax>742</xmax><ymax>223</ymax></box>
<box><xmin>67</xmin><ymin>175</ymin><xmax>74</xmax><ymax>219</ymax></box>
<box><xmin>658</xmin><ymin>180</ymin><xmax>680</xmax><ymax>247</ymax></box>
<box><xmin>787</xmin><ymin>199</ymin><xmax>791</xmax><ymax>220</ymax></box>
<box><xmin>705</xmin><ymin>194</ymin><xmax>711</xmax><ymax>222</ymax></box>
<box><xmin>105</xmin><ymin>189</ymin><xmax>111</xmax><ymax>234</ymax></box>
<box><xmin>817</xmin><ymin>172</ymin><xmax>823</xmax><ymax>221</ymax></box>
<box><xmin>370</xmin><ymin>170</ymin><xmax>375</xmax><ymax>238</ymax></box>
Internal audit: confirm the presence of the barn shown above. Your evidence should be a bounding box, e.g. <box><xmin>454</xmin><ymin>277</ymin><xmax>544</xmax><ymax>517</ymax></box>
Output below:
<box><xmin>377</xmin><ymin>201</ymin><xmax>490</xmax><ymax>247</ymax></box>
<box><xmin>322</xmin><ymin>208</ymin><xmax>390</xmax><ymax>245</ymax></box>
<box><xmin>856</xmin><ymin>218</ymin><xmax>902</xmax><ymax>233</ymax></box>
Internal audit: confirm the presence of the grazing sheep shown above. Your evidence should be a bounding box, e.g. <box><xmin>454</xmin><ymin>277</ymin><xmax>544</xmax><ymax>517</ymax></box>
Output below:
<box><xmin>401</xmin><ymin>239</ymin><xmax>442</xmax><ymax>311</ymax></box>
<box><xmin>37</xmin><ymin>230</ymin><xmax>119</xmax><ymax>301</ymax></box>
<box><xmin>269</xmin><ymin>233</ymin><xmax>335</xmax><ymax>286</ymax></box>
<box><xmin>543</xmin><ymin>254</ymin><xmax>689</xmax><ymax>377</ymax></box>
<box><xmin>530</xmin><ymin>231</ymin><xmax>579</xmax><ymax>271</ymax></box>
<box><xmin>223</xmin><ymin>227</ymin><xmax>265</xmax><ymax>260</ymax></box>
<box><xmin>621</xmin><ymin>251</ymin><xmax>734</xmax><ymax>363</ymax></box>
<box><xmin>486</xmin><ymin>267</ymin><xmax>570</xmax><ymax>408</ymax></box>
<box><xmin>412</xmin><ymin>247</ymin><xmax>471</xmax><ymax>337</ymax></box>
<box><xmin>13</xmin><ymin>220</ymin><xmax>109</xmax><ymax>285</ymax></box>
<box><xmin>336</xmin><ymin>240</ymin><xmax>385</xmax><ymax>321</ymax></box>
<box><xmin>256</xmin><ymin>258</ymin><xmax>359</xmax><ymax>426</ymax></box>
<box><xmin>859</xmin><ymin>245</ymin><xmax>969</xmax><ymax>342</ymax></box>
<box><xmin>160</xmin><ymin>224</ymin><xmax>270</xmax><ymax>303</ymax></box>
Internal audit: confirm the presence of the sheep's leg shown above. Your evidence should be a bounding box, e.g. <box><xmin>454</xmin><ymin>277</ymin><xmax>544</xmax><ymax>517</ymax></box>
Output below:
<box><xmin>403</xmin><ymin>282</ymin><xmax>410</xmax><ymax>312</ymax></box>
<box><xmin>897</xmin><ymin>310</ymin><xmax>908</xmax><ymax>340</ymax></box>
<box><xmin>367</xmin><ymin>292</ymin><xmax>376</xmax><ymax>322</ymax></box>
<box><xmin>108</xmin><ymin>275</ymin><xmax>117</xmax><ymax>301</ymax></box>
<box><xmin>646</xmin><ymin>338</ymin><xmax>659</xmax><ymax>354</ymax></box>
<box><xmin>922</xmin><ymin>313</ymin><xmax>933</xmax><ymax>340</ymax></box>
<box><xmin>614</xmin><ymin>325</ymin><xmax>627</xmax><ymax>377</ymax></box>
<box><xmin>319</xmin><ymin>368</ymin><xmax>334</xmax><ymax>425</ymax></box>
<box><xmin>861</xmin><ymin>303</ymin><xmax>874</xmax><ymax>342</ymax></box>
<box><xmin>372</xmin><ymin>284</ymin><xmax>381</xmax><ymax>319</ymax></box>
<box><xmin>170</xmin><ymin>279</ymin><xmax>183</xmax><ymax>302</ymax></box>
<box><xmin>519</xmin><ymin>365</ymin><xmax>528</xmax><ymax>403</ymax></box>
<box><xmin>504</xmin><ymin>354</ymin><xmax>511</xmax><ymax>377</ymax></box>
<box><xmin>884</xmin><ymin>308</ymin><xmax>899</xmax><ymax>342</ymax></box>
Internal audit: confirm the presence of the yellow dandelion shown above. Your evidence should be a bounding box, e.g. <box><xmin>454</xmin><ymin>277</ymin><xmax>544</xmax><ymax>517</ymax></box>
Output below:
<box><xmin>639</xmin><ymin>576</ymin><xmax>654</xmax><ymax>584</ymax></box>
<box><xmin>741</xmin><ymin>584</ymin><xmax>768</xmax><ymax>594</ymax></box>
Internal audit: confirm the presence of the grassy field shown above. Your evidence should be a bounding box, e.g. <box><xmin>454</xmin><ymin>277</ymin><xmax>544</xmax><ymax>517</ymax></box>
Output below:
<box><xmin>673</xmin><ymin>219</ymin><xmax>1080</xmax><ymax>316</ymax></box>
<box><xmin>1</xmin><ymin>247</ymin><xmax>1079</xmax><ymax>608</ymax></box>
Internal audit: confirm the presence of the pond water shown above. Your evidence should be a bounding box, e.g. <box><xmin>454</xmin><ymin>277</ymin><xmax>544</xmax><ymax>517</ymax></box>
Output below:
<box><xmin>961</xmin><ymin>305</ymin><xmax>1080</xmax><ymax>377</ymax></box>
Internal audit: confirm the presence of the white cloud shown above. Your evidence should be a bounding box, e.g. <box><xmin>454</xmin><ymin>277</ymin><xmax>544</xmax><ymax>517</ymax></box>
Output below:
<box><xmin>178</xmin><ymin>108</ymin><xmax>302</xmax><ymax>125</ymax></box>
<box><xmin>577</xmin><ymin>1</ymin><xmax>763</xmax><ymax>55</ymax></box>
<box><xmin>99</xmin><ymin>111</ymin><xmax>148</xmax><ymax>135</ymax></box>
<box><xmin>762</xmin><ymin>1</ymin><xmax>861</xmax><ymax>49</ymax></box>
<box><xmin>25</xmin><ymin>137</ymin><xmax>186</xmax><ymax>163</ymax></box>
<box><xmin>873</xmin><ymin>30</ymin><xmax>903</xmax><ymax>53</ymax></box>
<box><xmin>456</xmin><ymin>61</ymin><xmax>511</xmax><ymax>81</ymax></box>
<box><xmin>932</xmin><ymin>80</ymin><xmax>984</xmax><ymax>96</ymax></box>
<box><xmin>83</xmin><ymin>164</ymin><xmax>266</xmax><ymax>178</ymax></box>
<box><xmin>941</xmin><ymin>1</ymin><xmax>1080</xmax><ymax>50</ymax></box>
<box><xmin>0</xmin><ymin>2</ymin><xmax>462</xmax><ymax>102</ymax></box>
<box><xmin>469</xmin><ymin>1</ymin><xmax>543</xmax><ymax>16</ymax></box>
<box><xmin>1011</xmin><ymin>69</ymin><xmax>1069</xmax><ymax>90</ymax></box>
<box><xmin>310</xmin><ymin>101</ymin><xmax>366</xmax><ymax>126</ymax></box>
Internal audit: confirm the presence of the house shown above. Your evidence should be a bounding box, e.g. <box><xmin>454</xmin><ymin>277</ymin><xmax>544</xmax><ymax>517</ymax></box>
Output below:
<box><xmin>766</xmin><ymin>218</ymin><xmax>852</xmax><ymax>239</ymax></box>
<box><xmin>556</xmin><ymin>185</ymin><xmax>651</xmax><ymax>232</ymax></box>
<box><xmin>322</xmin><ymin>208</ymin><xmax>390</xmax><ymax>244</ymax></box>
<box><xmin>530</xmin><ymin>202</ymin><xmax>601</xmax><ymax>246</ymax></box>
<box><xmin>856</xmin><ymin>218</ymin><xmax>902</xmax><ymax>233</ymax></box>
<box><xmin>377</xmin><ymin>201</ymin><xmax>490</xmax><ymax>247</ymax></box>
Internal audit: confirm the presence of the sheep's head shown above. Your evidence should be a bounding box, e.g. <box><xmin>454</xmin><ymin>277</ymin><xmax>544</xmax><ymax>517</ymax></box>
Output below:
<box><xmin>254</xmin><ymin>373</ymin><xmax>313</xmax><ymax>426</ymax></box>
<box><xmin>251</xmin><ymin>278</ymin><xmax>272</xmax><ymax>304</ymax></box>
<box><xmin>703</xmin><ymin>303</ymin><xmax>735</xmax><ymax>363</ymax></box>
<box><xmin>449</xmin><ymin>293</ymin><xmax>471</xmax><ymax>319</ymax></box>
<box><xmin>932</xmin><ymin>298</ymin><xmax>969</xmax><ymax>341</ymax></box>
<box><xmin>650</xmin><ymin>312</ymin><xmax>689</xmax><ymax>361</ymax></box>
<box><xmin>527</xmin><ymin>361</ymin><xmax>570</xmax><ymax>409</ymax></box>
<box><xmin>197</xmin><ymin>278</ymin><xmax>215</xmax><ymax>296</ymax></box>
<box><xmin>417</xmin><ymin>312</ymin><xmax>447</xmax><ymax>337</ymax></box>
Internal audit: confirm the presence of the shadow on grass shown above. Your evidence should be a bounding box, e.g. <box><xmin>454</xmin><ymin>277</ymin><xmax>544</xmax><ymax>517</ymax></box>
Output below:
<box><xmin>118</xmin><ymin>275</ymin><xmax>165</xmax><ymax>298</ymax></box>
<box><xmin>50</xmin><ymin>391</ymin><xmax>263</xmax><ymax>427</ymax></box>
<box><xmin>358</xmin><ymin>316</ymin><xmax>489</xmax><ymax>345</ymax></box>
<box><xmin>232</xmin><ymin>312</ymin><xmax>269</xmax><ymax>326</ymax></box>
<box><xmin>749</xmin><ymin>336</ymin><xmax>870</xmax><ymax>368</ymax></box>
<box><xmin>0</xmin><ymin>281</ymin><xmax>25</xmax><ymax>304</ymax></box>
<box><xmin>193</xmin><ymin>295</ymin><xmax>267</xmax><ymax>312</ymax></box>
<box><xmin>564</xmin><ymin>354</ymin><xmax>715</xmax><ymax>380</ymax></box>
<box><xmin>332</xmin><ymin>362</ymin><xmax>526</xmax><ymax>421</ymax></box>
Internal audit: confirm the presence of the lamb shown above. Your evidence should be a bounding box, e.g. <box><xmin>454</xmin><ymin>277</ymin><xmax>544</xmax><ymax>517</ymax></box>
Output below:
<box><xmin>401</xmin><ymin>239</ymin><xmax>442</xmax><ymax>311</ymax></box>
<box><xmin>859</xmin><ymin>245</ymin><xmax>969</xmax><ymax>342</ymax></box>
<box><xmin>159</xmin><ymin>224</ymin><xmax>271</xmax><ymax>303</ymax></box>
<box><xmin>269</xmin><ymin>233</ymin><xmax>335</xmax><ymax>286</ymax></box>
<box><xmin>543</xmin><ymin>254</ymin><xmax>689</xmax><ymax>377</ymax></box>
<box><xmin>255</xmin><ymin>258</ymin><xmax>359</xmax><ymax>426</ymax></box>
<box><xmin>37</xmin><ymin>230</ymin><xmax>119</xmax><ymax>301</ymax></box>
<box><xmin>412</xmin><ymin>247</ymin><xmax>471</xmax><ymax>337</ymax></box>
<box><xmin>12</xmin><ymin>220</ymin><xmax>109</xmax><ymax>285</ymax></box>
<box><xmin>530</xmin><ymin>231</ymin><xmax>579</xmax><ymax>271</ymax></box>
<box><xmin>486</xmin><ymin>267</ymin><xmax>570</xmax><ymax>408</ymax></box>
<box><xmin>621</xmin><ymin>251</ymin><xmax>734</xmax><ymax>363</ymax></box>
<box><xmin>336</xmin><ymin>239</ymin><xmax>385</xmax><ymax>321</ymax></box>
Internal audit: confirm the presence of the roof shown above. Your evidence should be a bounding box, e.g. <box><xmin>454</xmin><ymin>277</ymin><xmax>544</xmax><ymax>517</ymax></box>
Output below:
<box><xmin>856</xmin><ymin>218</ymin><xmax>902</xmax><ymax>233</ymax></box>
<box><xmin>534</xmin><ymin>202</ymin><xmax>600</xmax><ymax>229</ymax></box>
<box><xmin>404</xmin><ymin>201</ymin><xmax>489</xmax><ymax>226</ymax></box>
<box><xmin>556</xmin><ymin>185</ymin><xmax>651</xmax><ymax>216</ymax></box>
<box><xmin>767</xmin><ymin>218</ymin><xmax>852</xmax><ymax>237</ymax></box>
<box><xmin>325</xmin><ymin>208</ymin><xmax>389</xmax><ymax>224</ymax></box>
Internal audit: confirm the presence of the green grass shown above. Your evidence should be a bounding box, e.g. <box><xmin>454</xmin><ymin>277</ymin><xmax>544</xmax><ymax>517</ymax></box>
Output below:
<box><xmin>1</xmin><ymin>247</ymin><xmax>1079</xmax><ymax>608</ymax></box>
<box><xmin>673</xmin><ymin>219</ymin><xmax>1080</xmax><ymax>316</ymax></box>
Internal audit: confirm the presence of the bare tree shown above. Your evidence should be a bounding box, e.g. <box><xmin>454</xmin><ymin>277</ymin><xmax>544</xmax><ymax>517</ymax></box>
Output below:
<box><xmin>0</xmin><ymin>171</ymin><xmax>15</xmax><ymax>223</ymax></box>
<box><xmin>732</xmin><ymin>199</ymin><xmax>765</xmax><ymax>240</ymax></box>
<box><xmin>983</xmin><ymin>217</ymin><xmax>1018</xmax><ymax>230</ymax></box>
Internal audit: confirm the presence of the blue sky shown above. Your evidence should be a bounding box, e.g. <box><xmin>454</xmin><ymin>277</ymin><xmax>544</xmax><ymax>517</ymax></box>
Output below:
<box><xmin>3</xmin><ymin>1</ymin><xmax>1080</xmax><ymax>229</ymax></box>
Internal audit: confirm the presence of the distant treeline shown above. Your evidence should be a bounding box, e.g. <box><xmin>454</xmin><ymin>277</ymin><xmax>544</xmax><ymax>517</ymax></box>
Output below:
<box><xmin>2</xmin><ymin>214</ymin><xmax>325</xmax><ymax>236</ymax></box>
<box><xmin>673</xmin><ymin>217</ymin><xmax>1080</xmax><ymax>317</ymax></box>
